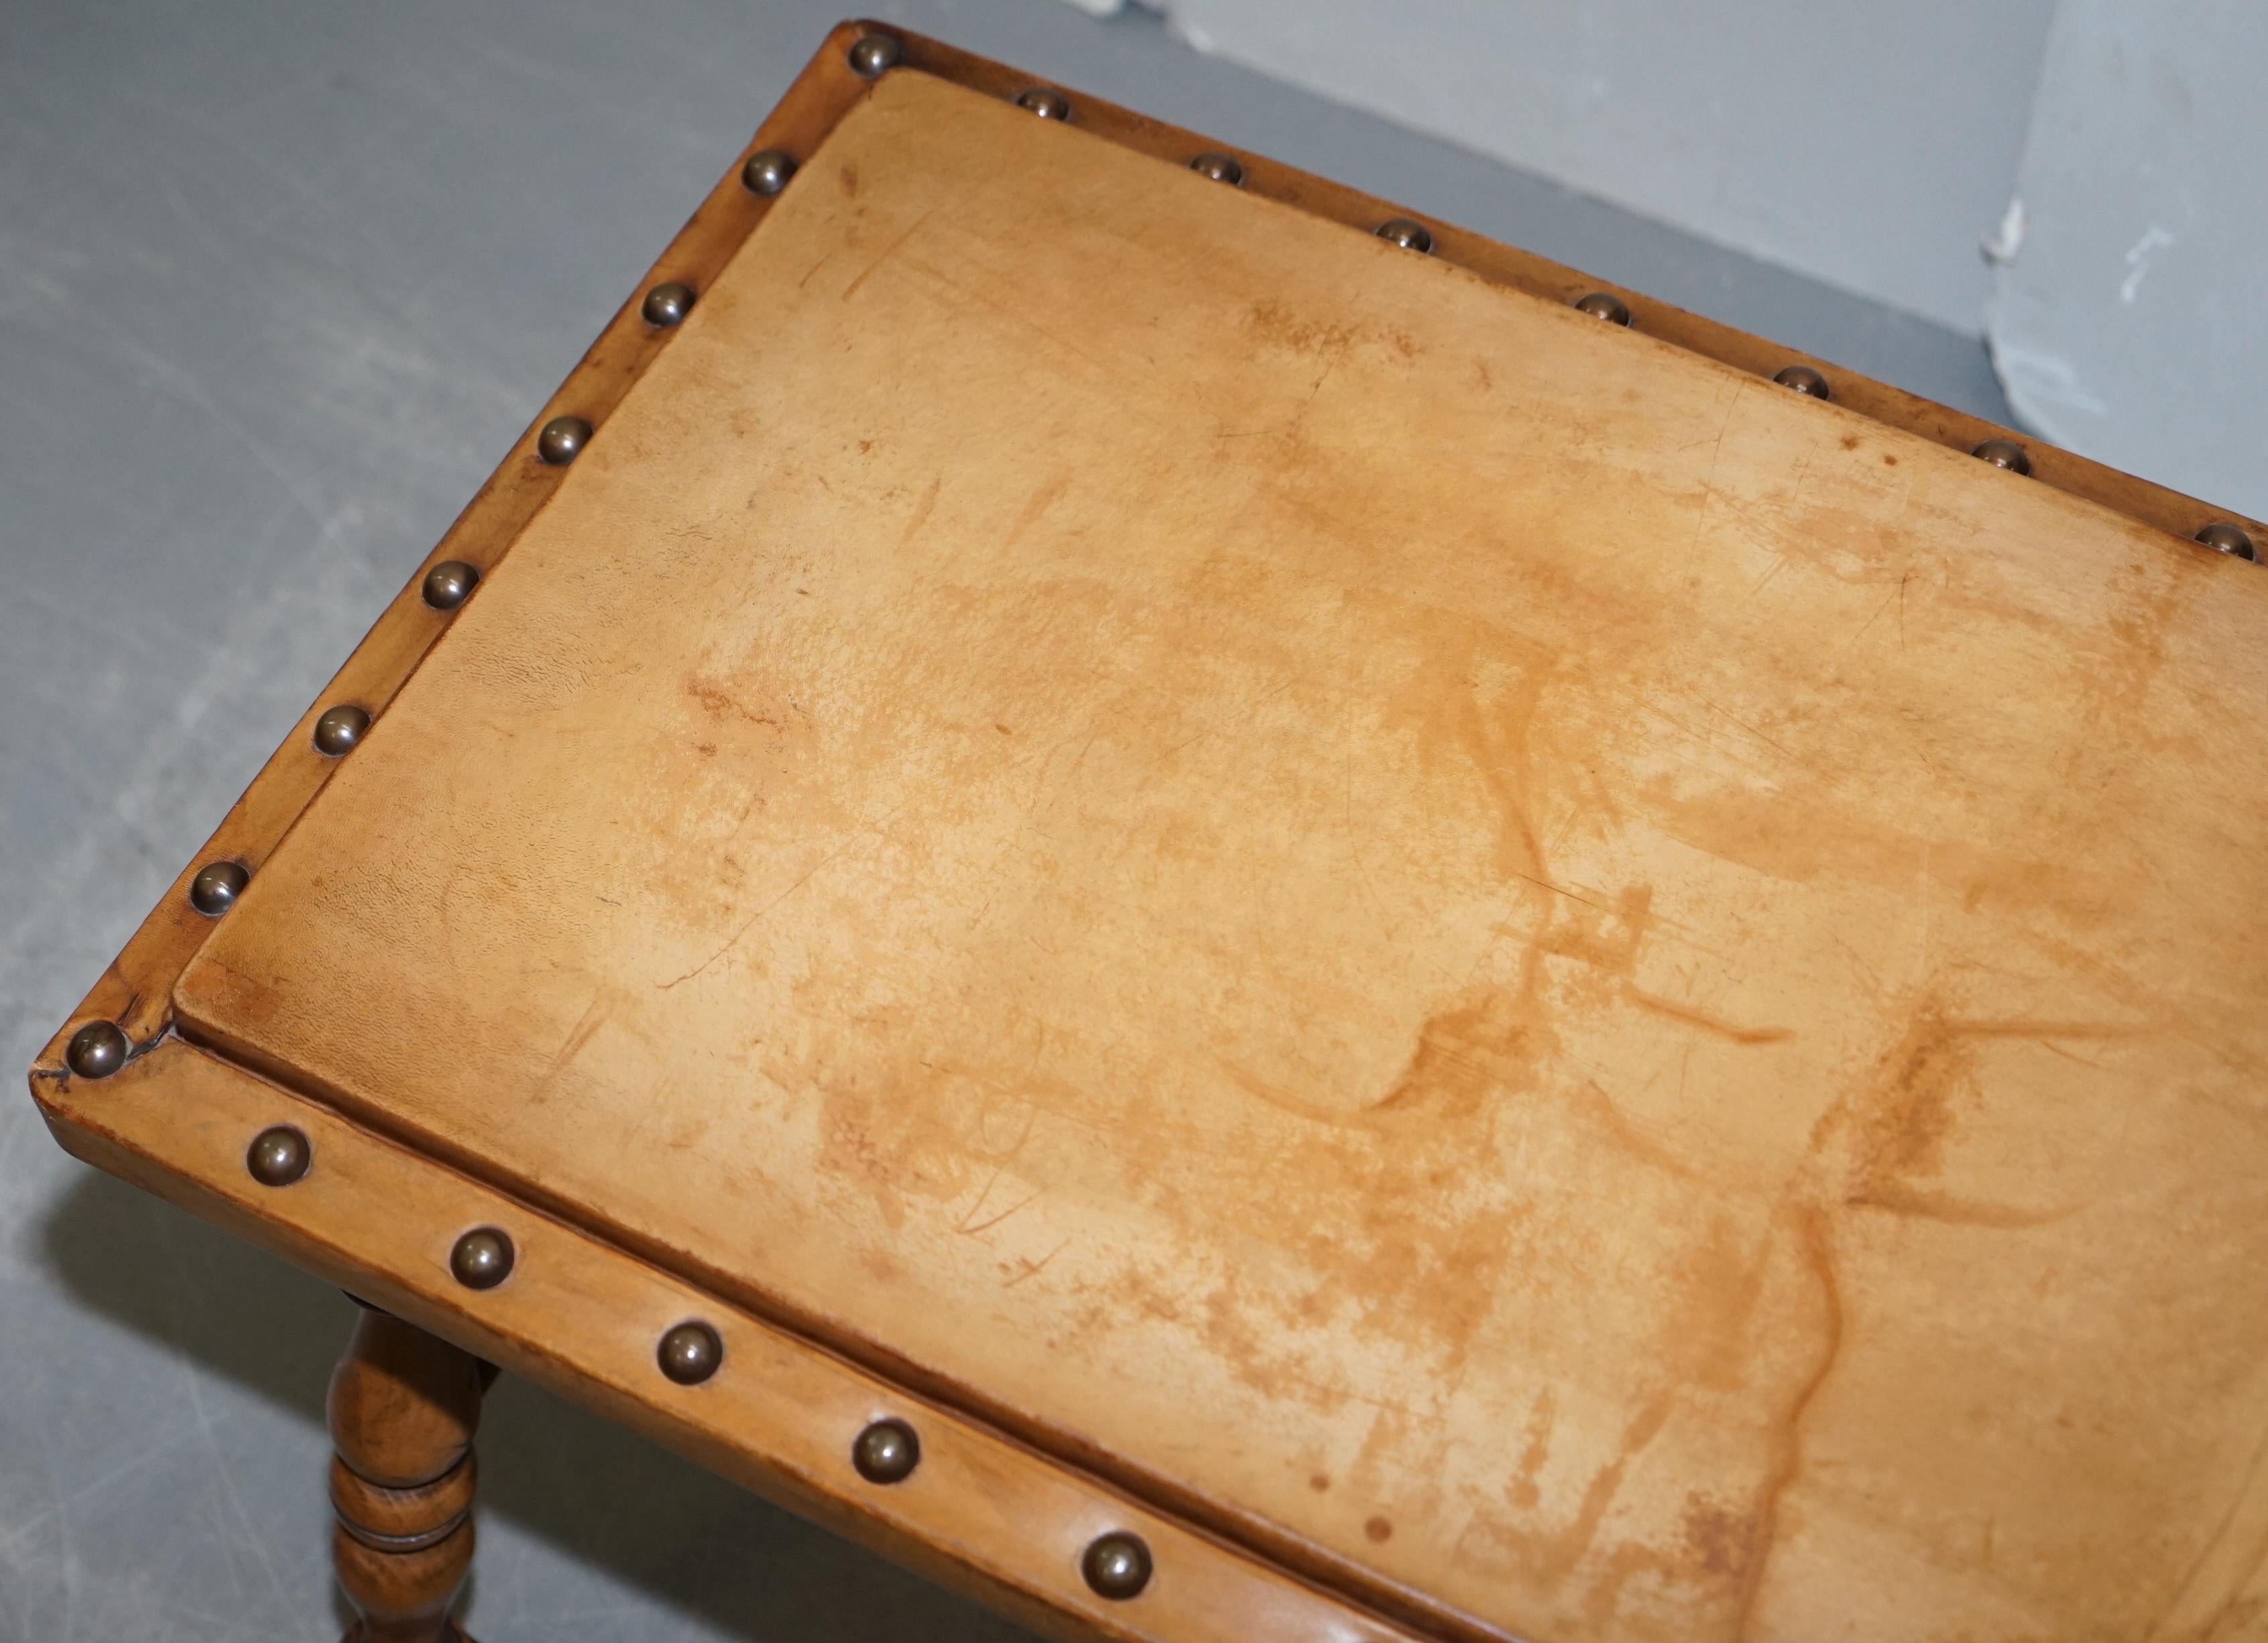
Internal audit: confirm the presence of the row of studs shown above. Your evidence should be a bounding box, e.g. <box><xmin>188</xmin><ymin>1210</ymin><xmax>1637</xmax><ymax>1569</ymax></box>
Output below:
<box><xmin>60</xmin><ymin>524</ymin><xmax>524</xmax><ymax>1064</ymax></box>
<box><xmin>851</xmin><ymin>28</ymin><xmax>1076</xmax><ymax>121</ymax></box>
<box><xmin>1743</xmin><ymin>358</ymin><xmax>2257</xmax><ymax>556</ymax></box>
<box><xmin>46</xmin><ymin>34</ymin><xmax>809</xmax><ymax>1062</ymax></box>
<box><xmin>133</xmin><ymin>32</ymin><xmax>1080</xmax><ymax>979</ymax></box>
<box><xmin>1503</xmin><ymin>280</ymin><xmax>2255</xmax><ymax>561</ymax></box>
<box><xmin>48</xmin><ymin>38</ymin><xmax>975</xmax><ymax>1077</ymax></box>
<box><xmin>58</xmin><ymin>50</ymin><xmax>894</xmax><ymax>1086</ymax></box>
<box><xmin>239</xmin><ymin>1121</ymin><xmax>1160</xmax><ymax>1601</ymax></box>
<box><xmin>68</xmin><ymin>234</ymin><xmax>713</xmax><ymax>1039</ymax></box>
<box><xmin>460</xmin><ymin>36</ymin><xmax>2268</xmax><ymax>596</ymax></box>
<box><xmin>848</xmin><ymin>29</ymin><xmax>2266</xmax><ymax>566</ymax></box>
<box><xmin>145</xmin><ymin>42</ymin><xmax>1163</xmax><ymax>983</ymax></box>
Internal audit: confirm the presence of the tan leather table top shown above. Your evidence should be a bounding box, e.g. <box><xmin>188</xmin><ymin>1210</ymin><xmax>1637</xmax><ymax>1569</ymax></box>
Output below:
<box><xmin>75</xmin><ymin>58</ymin><xmax>2268</xmax><ymax>1643</ymax></box>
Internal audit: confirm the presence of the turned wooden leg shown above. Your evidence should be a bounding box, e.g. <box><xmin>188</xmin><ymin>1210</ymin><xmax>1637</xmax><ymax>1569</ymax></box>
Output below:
<box><xmin>327</xmin><ymin>1306</ymin><xmax>489</xmax><ymax>1643</ymax></box>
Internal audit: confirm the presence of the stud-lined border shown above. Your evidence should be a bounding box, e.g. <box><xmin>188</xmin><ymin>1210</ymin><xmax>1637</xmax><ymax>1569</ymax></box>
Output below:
<box><xmin>42</xmin><ymin>1036</ymin><xmax>1430</xmax><ymax>1643</ymax></box>
<box><xmin>890</xmin><ymin>27</ymin><xmax>2263</xmax><ymax>557</ymax></box>
<box><xmin>36</xmin><ymin>13</ymin><xmax>2264</xmax><ymax>1079</ymax></box>
<box><xmin>27</xmin><ymin>17</ymin><xmax>2267</xmax><ymax>1643</ymax></box>
<box><xmin>29</xmin><ymin>23</ymin><xmax>885</xmax><ymax>1067</ymax></box>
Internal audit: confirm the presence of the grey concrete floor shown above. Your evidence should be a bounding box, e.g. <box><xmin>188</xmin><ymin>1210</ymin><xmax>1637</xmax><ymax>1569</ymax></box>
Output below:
<box><xmin>0</xmin><ymin>2</ymin><xmax>2011</xmax><ymax>1638</ymax></box>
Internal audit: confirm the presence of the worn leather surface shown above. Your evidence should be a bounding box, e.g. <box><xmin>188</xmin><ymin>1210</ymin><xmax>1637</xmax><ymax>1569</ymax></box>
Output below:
<box><xmin>174</xmin><ymin>70</ymin><xmax>2268</xmax><ymax>1643</ymax></box>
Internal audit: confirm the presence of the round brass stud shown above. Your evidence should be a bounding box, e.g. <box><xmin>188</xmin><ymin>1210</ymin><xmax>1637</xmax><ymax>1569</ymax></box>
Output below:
<box><xmin>1081</xmin><ymin>1530</ymin><xmax>1153</xmax><ymax>1600</ymax></box>
<box><xmin>64</xmin><ymin>1021</ymin><xmax>129</xmax><ymax>1081</ymax></box>
<box><xmin>852</xmin><ymin>1417</ymin><xmax>921</xmax><ymax>1484</ymax></box>
<box><xmin>741</xmin><ymin>148</ymin><xmax>797</xmax><ymax>197</ymax></box>
<box><xmin>1375</xmin><ymin>217</ymin><xmax>1433</xmax><ymax>254</ymax></box>
<box><xmin>641</xmin><ymin>282</ymin><xmax>695</xmax><ymax>328</ymax></box>
<box><xmin>1574</xmin><ymin>292</ymin><xmax>1631</xmax><ymax>326</ymax></box>
<box><xmin>2197</xmin><ymin>522</ymin><xmax>2257</xmax><ymax>561</ymax></box>
<box><xmin>420</xmin><ymin>560</ymin><xmax>479</xmax><ymax>611</ymax></box>
<box><xmin>246</xmin><ymin>1125</ymin><xmax>310</xmax><ymax>1187</ymax></box>
<box><xmin>312</xmin><ymin>704</ymin><xmax>370</xmax><ymax>757</ymax></box>
<box><xmin>1189</xmin><ymin>152</ymin><xmax>1244</xmax><ymax>186</ymax></box>
<box><xmin>847</xmin><ymin>32</ymin><xmax>902</xmax><ymax>78</ymax></box>
<box><xmin>449</xmin><ymin>1227</ymin><xmax>516</xmax><ymax>1290</ymax></box>
<box><xmin>536</xmin><ymin>415</ymin><xmax>592</xmax><ymax>466</ymax></box>
<box><xmin>658</xmin><ymin>1321</ymin><xmax>723</xmax><ymax>1385</ymax></box>
<box><xmin>188</xmin><ymin>860</ymin><xmax>249</xmax><ymax>917</ymax></box>
<box><xmin>1017</xmin><ymin>88</ymin><xmax>1072</xmax><ymax>121</ymax></box>
<box><xmin>1774</xmin><ymin>365</ymin><xmax>1830</xmax><ymax>400</ymax></box>
<box><xmin>1972</xmin><ymin>437</ymin><xmax>2031</xmax><ymax>476</ymax></box>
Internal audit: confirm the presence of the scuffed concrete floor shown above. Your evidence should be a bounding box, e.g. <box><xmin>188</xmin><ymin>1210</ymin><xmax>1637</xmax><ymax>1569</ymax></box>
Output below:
<box><xmin>0</xmin><ymin>1</ymin><xmax>2011</xmax><ymax>1638</ymax></box>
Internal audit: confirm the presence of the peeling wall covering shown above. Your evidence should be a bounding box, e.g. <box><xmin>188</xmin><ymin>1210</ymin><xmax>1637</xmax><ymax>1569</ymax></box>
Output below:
<box><xmin>1984</xmin><ymin>0</ymin><xmax>2265</xmax><ymax>520</ymax></box>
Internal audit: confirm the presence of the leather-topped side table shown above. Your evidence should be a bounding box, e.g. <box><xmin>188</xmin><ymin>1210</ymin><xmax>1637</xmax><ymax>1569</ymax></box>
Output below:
<box><xmin>29</xmin><ymin>20</ymin><xmax>2268</xmax><ymax>1643</ymax></box>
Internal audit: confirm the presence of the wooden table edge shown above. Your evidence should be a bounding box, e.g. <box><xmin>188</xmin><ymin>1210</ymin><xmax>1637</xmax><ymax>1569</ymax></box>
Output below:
<box><xmin>31</xmin><ymin>1036</ymin><xmax>1464</xmax><ymax>1643</ymax></box>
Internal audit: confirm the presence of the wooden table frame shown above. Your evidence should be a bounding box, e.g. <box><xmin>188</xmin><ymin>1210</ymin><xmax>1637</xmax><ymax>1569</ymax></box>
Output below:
<box><xmin>27</xmin><ymin>19</ymin><xmax>2265</xmax><ymax>1643</ymax></box>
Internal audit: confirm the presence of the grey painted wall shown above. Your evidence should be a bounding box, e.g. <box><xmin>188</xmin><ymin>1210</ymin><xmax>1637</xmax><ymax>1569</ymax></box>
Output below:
<box><xmin>1069</xmin><ymin>0</ymin><xmax>2057</xmax><ymax>334</ymax></box>
<box><xmin>1984</xmin><ymin>0</ymin><xmax>2268</xmax><ymax>520</ymax></box>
